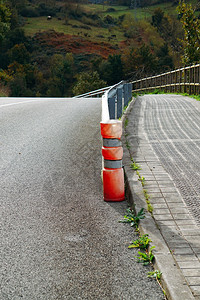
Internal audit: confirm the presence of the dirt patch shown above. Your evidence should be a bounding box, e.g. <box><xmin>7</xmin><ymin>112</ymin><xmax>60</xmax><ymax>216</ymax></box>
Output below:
<box><xmin>34</xmin><ymin>30</ymin><xmax>119</xmax><ymax>58</ymax></box>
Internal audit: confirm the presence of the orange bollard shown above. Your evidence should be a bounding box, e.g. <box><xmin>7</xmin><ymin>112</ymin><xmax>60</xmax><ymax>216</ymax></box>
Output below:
<box><xmin>103</xmin><ymin>168</ymin><xmax>124</xmax><ymax>201</ymax></box>
<box><xmin>100</xmin><ymin>120</ymin><xmax>125</xmax><ymax>202</ymax></box>
<box><xmin>100</xmin><ymin>120</ymin><xmax>122</xmax><ymax>139</ymax></box>
<box><xmin>102</xmin><ymin>146</ymin><xmax>123</xmax><ymax>161</ymax></box>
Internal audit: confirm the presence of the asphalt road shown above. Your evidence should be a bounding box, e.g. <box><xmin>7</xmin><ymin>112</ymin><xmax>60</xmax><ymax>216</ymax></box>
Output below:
<box><xmin>0</xmin><ymin>97</ymin><xmax>164</xmax><ymax>300</ymax></box>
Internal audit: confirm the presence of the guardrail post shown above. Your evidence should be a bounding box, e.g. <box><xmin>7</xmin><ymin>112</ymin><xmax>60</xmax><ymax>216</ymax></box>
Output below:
<box><xmin>100</xmin><ymin>120</ymin><xmax>125</xmax><ymax>202</ymax></box>
<box><xmin>124</xmin><ymin>83</ymin><xmax>129</xmax><ymax>107</ymax></box>
<box><xmin>108</xmin><ymin>97</ymin><xmax>115</xmax><ymax>119</ymax></box>
<box><xmin>128</xmin><ymin>83</ymin><xmax>132</xmax><ymax>101</ymax></box>
<box><xmin>117</xmin><ymin>88</ymin><xmax>123</xmax><ymax>119</ymax></box>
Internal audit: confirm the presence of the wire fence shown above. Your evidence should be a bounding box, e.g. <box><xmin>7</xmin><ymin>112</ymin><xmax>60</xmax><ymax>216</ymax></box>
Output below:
<box><xmin>131</xmin><ymin>64</ymin><xmax>200</xmax><ymax>95</ymax></box>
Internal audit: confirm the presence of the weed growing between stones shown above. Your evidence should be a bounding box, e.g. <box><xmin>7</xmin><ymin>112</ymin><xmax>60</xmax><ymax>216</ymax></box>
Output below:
<box><xmin>119</xmin><ymin>208</ymin><xmax>145</xmax><ymax>229</ymax></box>
<box><xmin>128</xmin><ymin>234</ymin><xmax>151</xmax><ymax>250</ymax></box>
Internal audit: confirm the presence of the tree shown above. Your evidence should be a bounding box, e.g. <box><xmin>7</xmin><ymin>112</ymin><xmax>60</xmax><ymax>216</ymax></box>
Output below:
<box><xmin>46</xmin><ymin>53</ymin><xmax>75</xmax><ymax>96</ymax></box>
<box><xmin>8</xmin><ymin>43</ymin><xmax>30</xmax><ymax>64</ymax></box>
<box><xmin>99</xmin><ymin>54</ymin><xmax>124</xmax><ymax>85</ymax></box>
<box><xmin>73</xmin><ymin>71</ymin><xmax>106</xmax><ymax>96</ymax></box>
<box><xmin>156</xmin><ymin>43</ymin><xmax>174</xmax><ymax>71</ymax></box>
<box><xmin>122</xmin><ymin>44</ymin><xmax>158</xmax><ymax>80</ymax></box>
<box><xmin>177</xmin><ymin>0</ymin><xmax>200</xmax><ymax>64</ymax></box>
<box><xmin>152</xmin><ymin>8</ymin><xmax>183</xmax><ymax>52</ymax></box>
<box><xmin>151</xmin><ymin>8</ymin><xmax>164</xmax><ymax>28</ymax></box>
<box><xmin>9</xmin><ymin>74</ymin><xmax>27</xmax><ymax>96</ymax></box>
<box><xmin>0</xmin><ymin>1</ymin><xmax>11</xmax><ymax>43</ymax></box>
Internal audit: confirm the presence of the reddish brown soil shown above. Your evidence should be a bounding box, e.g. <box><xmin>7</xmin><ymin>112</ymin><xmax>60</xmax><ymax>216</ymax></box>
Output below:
<box><xmin>34</xmin><ymin>30</ymin><xmax>119</xmax><ymax>58</ymax></box>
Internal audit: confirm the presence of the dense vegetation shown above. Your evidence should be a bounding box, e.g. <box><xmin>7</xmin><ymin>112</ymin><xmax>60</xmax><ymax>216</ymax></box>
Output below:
<box><xmin>0</xmin><ymin>0</ymin><xmax>199</xmax><ymax>96</ymax></box>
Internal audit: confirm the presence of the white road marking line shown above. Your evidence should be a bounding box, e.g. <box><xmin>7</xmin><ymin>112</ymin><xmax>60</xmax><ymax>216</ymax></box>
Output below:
<box><xmin>0</xmin><ymin>99</ymin><xmax>45</xmax><ymax>108</ymax></box>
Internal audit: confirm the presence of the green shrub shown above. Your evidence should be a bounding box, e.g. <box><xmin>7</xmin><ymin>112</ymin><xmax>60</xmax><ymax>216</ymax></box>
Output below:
<box><xmin>20</xmin><ymin>7</ymin><xmax>39</xmax><ymax>18</ymax></box>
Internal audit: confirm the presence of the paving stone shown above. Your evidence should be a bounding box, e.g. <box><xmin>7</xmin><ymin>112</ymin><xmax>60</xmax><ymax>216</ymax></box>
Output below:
<box><xmin>144</xmin><ymin>182</ymin><xmax>159</xmax><ymax>188</ymax></box>
<box><xmin>181</xmin><ymin>231</ymin><xmax>200</xmax><ymax>236</ymax></box>
<box><xmin>158</xmin><ymin>182</ymin><xmax>176</xmax><ymax>187</ymax></box>
<box><xmin>190</xmin><ymin>286</ymin><xmax>200</xmax><ymax>296</ymax></box>
<box><xmin>152</xmin><ymin>203</ymin><xmax>168</xmax><ymax>209</ymax></box>
<box><xmin>156</xmin><ymin>220</ymin><xmax>177</xmax><ymax>226</ymax></box>
<box><xmin>173</xmin><ymin>248</ymin><xmax>195</xmax><ymax>255</ymax></box>
<box><xmin>175</xmin><ymin>255</ymin><xmax>199</xmax><ymax>262</ymax></box>
<box><xmin>179</xmin><ymin>226</ymin><xmax>199</xmax><ymax>232</ymax></box>
<box><xmin>163</xmin><ymin>193</ymin><xmax>182</xmax><ymax>199</ymax></box>
<box><xmin>173</xmin><ymin>214</ymin><xmax>192</xmax><ymax>220</ymax></box>
<box><xmin>150</xmin><ymin>198</ymin><xmax>166</xmax><ymax>204</ymax></box>
<box><xmin>168</xmin><ymin>202</ymin><xmax>188</xmax><ymax>208</ymax></box>
<box><xmin>145</xmin><ymin>187</ymin><xmax>161</xmax><ymax>193</ymax></box>
<box><xmin>153</xmin><ymin>208</ymin><xmax>171</xmax><ymax>215</ymax></box>
<box><xmin>186</xmin><ymin>237</ymin><xmax>200</xmax><ymax>247</ymax></box>
<box><xmin>167</xmin><ymin>241</ymin><xmax>191</xmax><ymax>248</ymax></box>
<box><xmin>159</xmin><ymin>225</ymin><xmax>180</xmax><ymax>233</ymax></box>
<box><xmin>170</xmin><ymin>207</ymin><xmax>191</xmax><ymax>214</ymax></box>
<box><xmin>193</xmin><ymin>248</ymin><xmax>200</xmax><ymax>254</ymax></box>
<box><xmin>165</xmin><ymin>198</ymin><xmax>184</xmax><ymax>203</ymax></box>
<box><xmin>154</xmin><ymin>214</ymin><xmax>173</xmax><ymax>221</ymax></box>
<box><xmin>149</xmin><ymin>192</ymin><xmax>163</xmax><ymax>198</ymax></box>
<box><xmin>161</xmin><ymin>187</ymin><xmax>180</xmax><ymax>193</ymax></box>
<box><xmin>154</xmin><ymin>176</ymin><xmax>172</xmax><ymax>181</ymax></box>
<box><xmin>160</xmin><ymin>231</ymin><xmax>182</xmax><ymax>240</ymax></box>
<box><xmin>186</xmin><ymin>277</ymin><xmax>200</xmax><ymax>285</ymax></box>
<box><xmin>153</xmin><ymin>174</ymin><xmax>171</xmax><ymax>178</ymax></box>
<box><xmin>147</xmin><ymin>163</ymin><xmax>163</xmax><ymax>168</ymax></box>
<box><xmin>176</xmin><ymin>220</ymin><xmax>198</xmax><ymax>226</ymax></box>
<box><xmin>179</xmin><ymin>261</ymin><xmax>200</xmax><ymax>269</ymax></box>
<box><xmin>141</xmin><ymin>176</ymin><xmax>155</xmax><ymax>181</ymax></box>
<box><xmin>182</xmin><ymin>269</ymin><xmax>200</xmax><ymax>277</ymax></box>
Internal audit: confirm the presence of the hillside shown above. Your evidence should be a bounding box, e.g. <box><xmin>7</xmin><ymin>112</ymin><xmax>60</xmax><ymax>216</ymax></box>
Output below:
<box><xmin>0</xmin><ymin>0</ymin><xmax>199</xmax><ymax>97</ymax></box>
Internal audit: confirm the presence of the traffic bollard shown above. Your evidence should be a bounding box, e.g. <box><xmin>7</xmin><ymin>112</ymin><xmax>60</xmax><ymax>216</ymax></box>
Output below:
<box><xmin>100</xmin><ymin>120</ymin><xmax>125</xmax><ymax>202</ymax></box>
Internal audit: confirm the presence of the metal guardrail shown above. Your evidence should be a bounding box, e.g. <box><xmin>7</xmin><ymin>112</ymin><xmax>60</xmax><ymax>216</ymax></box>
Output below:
<box><xmin>74</xmin><ymin>81</ymin><xmax>132</xmax><ymax>120</ymax></box>
<box><xmin>73</xmin><ymin>86</ymin><xmax>111</xmax><ymax>98</ymax></box>
<box><xmin>131</xmin><ymin>64</ymin><xmax>200</xmax><ymax>95</ymax></box>
<box><xmin>101</xmin><ymin>81</ymin><xmax>132</xmax><ymax>121</ymax></box>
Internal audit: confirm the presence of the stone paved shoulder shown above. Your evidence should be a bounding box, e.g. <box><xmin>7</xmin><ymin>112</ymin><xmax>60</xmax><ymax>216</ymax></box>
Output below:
<box><xmin>122</xmin><ymin>94</ymin><xmax>200</xmax><ymax>300</ymax></box>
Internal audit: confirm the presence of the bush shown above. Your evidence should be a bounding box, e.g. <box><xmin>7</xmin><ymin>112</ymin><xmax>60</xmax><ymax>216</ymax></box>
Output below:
<box><xmin>37</xmin><ymin>3</ymin><xmax>57</xmax><ymax>17</ymax></box>
<box><xmin>106</xmin><ymin>8</ymin><xmax>116</xmax><ymax>12</ymax></box>
<box><xmin>20</xmin><ymin>7</ymin><xmax>39</xmax><ymax>17</ymax></box>
<box><xmin>0</xmin><ymin>70</ymin><xmax>12</xmax><ymax>83</ymax></box>
<box><xmin>9</xmin><ymin>76</ymin><xmax>27</xmax><ymax>97</ymax></box>
<box><xmin>73</xmin><ymin>71</ymin><xmax>106</xmax><ymax>95</ymax></box>
<box><xmin>81</xmin><ymin>16</ymin><xmax>99</xmax><ymax>27</ymax></box>
<box><xmin>103</xmin><ymin>15</ymin><xmax>115</xmax><ymax>25</ymax></box>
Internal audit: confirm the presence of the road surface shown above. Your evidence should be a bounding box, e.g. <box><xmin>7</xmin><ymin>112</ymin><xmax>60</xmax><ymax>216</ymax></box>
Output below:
<box><xmin>0</xmin><ymin>97</ymin><xmax>164</xmax><ymax>300</ymax></box>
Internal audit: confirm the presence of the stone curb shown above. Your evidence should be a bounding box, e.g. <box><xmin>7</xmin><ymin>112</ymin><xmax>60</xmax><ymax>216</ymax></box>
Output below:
<box><xmin>121</xmin><ymin>97</ymin><xmax>194</xmax><ymax>300</ymax></box>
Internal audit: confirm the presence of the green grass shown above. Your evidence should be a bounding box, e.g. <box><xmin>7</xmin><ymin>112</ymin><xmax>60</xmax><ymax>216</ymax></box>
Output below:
<box><xmin>82</xmin><ymin>4</ymin><xmax>128</xmax><ymax>14</ymax></box>
<box><xmin>24</xmin><ymin>16</ymin><xmax>125</xmax><ymax>43</ymax></box>
<box><xmin>23</xmin><ymin>2</ymin><xmax>181</xmax><ymax>38</ymax></box>
<box><xmin>84</xmin><ymin>0</ymin><xmax>199</xmax><ymax>19</ymax></box>
<box><xmin>189</xmin><ymin>94</ymin><xmax>200</xmax><ymax>101</ymax></box>
<box><xmin>134</xmin><ymin>89</ymin><xmax>200</xmax><ymax>102</ymax></box>
<box><xmin>82</xmin><ymin>2</ymin><xmax>186</xmax><ymax>19</ymax></box>
<box><xmin>23</xmin><ymin>1</ymin><xmax>199</xmax><ymax>41</ymax></box>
